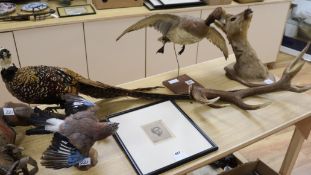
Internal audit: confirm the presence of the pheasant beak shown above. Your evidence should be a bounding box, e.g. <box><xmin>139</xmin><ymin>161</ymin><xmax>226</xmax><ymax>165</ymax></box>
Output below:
<box><xmin>0</xmin><ymin>47</ymin><xmax>11</xmax><ymax>60</ymax></box>
<box><xmin>0</xmin><ymin>47</ymin><xmax>12</xmax><ymax>69</ymax></box>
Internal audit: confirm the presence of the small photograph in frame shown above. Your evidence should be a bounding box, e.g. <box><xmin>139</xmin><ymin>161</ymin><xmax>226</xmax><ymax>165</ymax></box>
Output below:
<box><xmin>57</xmin><ymin>4</ymin><xmax>96</xmax><ymax>18</ymax></box>
<box><xmin>107</xmin><ymin>100</ymin><xmax>218</xmax><ymax>175</ymax></box>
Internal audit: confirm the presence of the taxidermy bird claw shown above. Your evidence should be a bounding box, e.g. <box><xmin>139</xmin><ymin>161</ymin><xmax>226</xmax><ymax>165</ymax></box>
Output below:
<box><xmin>44</xmin><ymin>106</ymin><xmax>61</xmax><ymax>113</ymax></box>
<box><xmin>178</xmin><ymin>45</ymin><xmax>185</xmax><ymax>55</ymax></box>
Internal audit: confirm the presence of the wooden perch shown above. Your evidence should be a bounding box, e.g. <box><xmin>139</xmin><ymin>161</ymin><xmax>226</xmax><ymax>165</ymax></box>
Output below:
<box><xmin>190</xmin><ymin>42</ymin><xmax>311</xmax><ymax>110</ymax></box>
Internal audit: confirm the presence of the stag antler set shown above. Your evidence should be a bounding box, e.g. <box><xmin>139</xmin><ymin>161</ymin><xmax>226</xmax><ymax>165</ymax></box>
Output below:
<box><xmin>185</xmin><ymin>8</ymin><xmax>311</xmax><ymax>109</ymax></box>
<box><xmin>190</xmin><ymin>42</ymin><xmax>311</xmax><ymax>110</ymax></box>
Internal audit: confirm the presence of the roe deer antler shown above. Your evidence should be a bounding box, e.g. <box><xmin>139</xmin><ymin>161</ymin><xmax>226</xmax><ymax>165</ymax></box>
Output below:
<box><xmin>190</xmin><ymin>42</ymin><xmax>311</xmax><ymax>110</ymax></box>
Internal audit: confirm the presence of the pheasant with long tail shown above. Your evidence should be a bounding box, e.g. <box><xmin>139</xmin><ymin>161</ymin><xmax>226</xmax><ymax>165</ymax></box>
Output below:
<box><xmin>0</xmin><ymin>48</ymin><xmax>207</xmax><ymax>107</ymax></box>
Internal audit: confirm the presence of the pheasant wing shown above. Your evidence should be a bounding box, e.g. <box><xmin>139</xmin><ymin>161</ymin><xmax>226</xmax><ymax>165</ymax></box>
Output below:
<box><xmin>116</xmin><ymin>14</ymin><xmax>180</xmax><ymax>41</ymax></box>
<box><xmin>206</xmin><ymin>27</ymin><xmax>229</xmax><ymax>59</ymax></box>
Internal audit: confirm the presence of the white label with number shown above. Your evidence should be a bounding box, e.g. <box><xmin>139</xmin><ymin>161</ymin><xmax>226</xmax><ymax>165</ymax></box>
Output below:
<box><xmin>173</xmin><ymin>150</ymin><xmax>188</xmax><ymax>161</ymax></box>
<box><xmin>168</xmin><ymin>79</ymin><xmax>179</xmax><ymax>84</ymax></box>
<box><xmin>185</xmin><ymin>80</ymin><xmax>195</xmax><ymax>86</ymax></box>
<box><xmin>3</xmin><ymin>108</ymin><xmax>14</xmax><ymax>116</ymax></box>
<box><xmin>264</xmin><ymin>79</ymin><xmax>274</xmax><ymax>85</ymax></box>
<box><xmin>73</xmin><ymin>102</ymin><xmax>83</xmax><ymax>106</ymax></box>
<box><xmin>79</xmin><ymin>157</ymin><xmax>91</xmax><ymax>166</ymax></box>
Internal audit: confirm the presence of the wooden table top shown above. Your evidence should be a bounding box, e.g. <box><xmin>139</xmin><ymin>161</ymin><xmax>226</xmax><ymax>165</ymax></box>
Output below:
<box><xmin>0</xmin><ymin>0</ymin><xmax>290</xmax><ymax>32</ymax></box>
<box><xmin>16</xmin><ymin>56</ymin><xmax>311</xmax><ymax>175</ymax></box>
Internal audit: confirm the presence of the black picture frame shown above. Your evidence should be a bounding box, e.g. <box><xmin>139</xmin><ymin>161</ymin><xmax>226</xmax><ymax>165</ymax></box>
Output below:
<box><xmin>144</xmin><ymin>0</ymin><xmax>205</xmax><ymax>10</ymax></box>
<box><xmin>56</xmin><ymin>4</ymin><xmax>96</xmax><ymax>18</ymax></box>
<box><xmin>107</xmin><ymin>100</ymin><xmax>218</xmax><ymax>175</ymax></box>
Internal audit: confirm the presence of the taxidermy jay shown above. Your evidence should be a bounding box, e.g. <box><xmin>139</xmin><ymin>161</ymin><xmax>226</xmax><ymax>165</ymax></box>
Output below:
<box><xmin>37</xmin><ymin>110</ymin><xmax>119</xmax><ymax>169</ymax></box>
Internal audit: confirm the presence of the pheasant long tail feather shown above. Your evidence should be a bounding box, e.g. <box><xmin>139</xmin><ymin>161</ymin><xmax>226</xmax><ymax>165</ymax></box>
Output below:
<box><xmin>75</xmin><ymin>76</ymin><xmax>191</xmax><ymax>100</ymax></box>
<box><xmin>78</xmin><ymin>81</ymin><xmax>190</xmax><ymax>100</ymax></box>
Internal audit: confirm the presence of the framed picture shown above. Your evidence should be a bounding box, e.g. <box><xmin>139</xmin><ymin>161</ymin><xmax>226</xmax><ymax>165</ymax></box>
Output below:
<box><xmin>280</xmin><ymin>2</ymin><xmax>311</xmax><ymax>61</ymax></box>
<box><xmin>107</xmin><ymin>100</ymin><xmax>218</xmax><ymax>175</ymax></box>
<box><xmin>145</xmin><ymin>0</ymin><xmax>205</xmax><ymax>10</ymax></box>
<box><xmin>57</xmin><ymin>4</ymin><xmax>96</xmax><ymax>18</ymax></box>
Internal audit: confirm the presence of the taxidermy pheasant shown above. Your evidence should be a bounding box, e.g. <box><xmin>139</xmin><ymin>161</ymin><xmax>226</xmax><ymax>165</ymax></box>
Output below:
<box><xmin>39</xmin><ymin>110</ymin><xmax>119</xmax><ymax>170</ymax></box>
<box><xmin>116</xmin><ymin>7</ymin><xmax>228</xmax><ymax>58</ymax></box>
<box><xmin>0</xmin><ymin>48</ymin><xmax>200</xmax><ymax>107</ymax></box>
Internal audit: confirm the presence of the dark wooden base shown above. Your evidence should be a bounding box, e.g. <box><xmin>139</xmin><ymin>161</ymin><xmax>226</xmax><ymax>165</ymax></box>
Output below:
<box><xmin>162</xmin><ymin>74</ymin><xmax>203</xmax><ymax>94</ymax></box>
<box><xmin>225</xmin><ymin>63</ymin><xmax>276</xmax><ymax>87</ymax></box>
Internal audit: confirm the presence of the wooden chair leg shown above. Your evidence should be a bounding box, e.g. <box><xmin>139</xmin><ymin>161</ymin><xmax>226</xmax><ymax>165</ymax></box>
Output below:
<box><xmin>279</xmin><ymin>117</ymin><xmax>311</xmax><ymax>175</ymax></box>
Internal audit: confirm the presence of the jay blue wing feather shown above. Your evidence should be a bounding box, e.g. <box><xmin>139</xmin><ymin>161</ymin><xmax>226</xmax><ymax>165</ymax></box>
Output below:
<box><xmin>61</xmin><ymin>94</ymin><xmax>95</xmax><ymax>115</ymax></box>
<box><xmin>41</xmin><ymin>133</ymin><xmax>86</xmax><ymax>169</ymax></box>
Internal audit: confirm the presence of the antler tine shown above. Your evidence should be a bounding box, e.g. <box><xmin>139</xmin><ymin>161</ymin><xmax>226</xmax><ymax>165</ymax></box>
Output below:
<box><xmin>289</xmin><ymin>84</ymin><xmax>311</xmax><ymax>93</ymax></box>
<box><xmin>283</xmin><ymin>42</ymin><xmax>310</xmax><ymax>78</ymax></box>
<box><xmin>189</xmin><ymin>85</ymin><xmax>270</xmax><ymax>110</ymax></box>
<box><xmin>189</xmin><ymin>42</ymin><xmax>311</xmax><ymax>110</ymax></box>
<box><xmin>232</xmin><ymin>98</ymin><xmax>271</xmax><ymax>110</ymax></box>
<box><xmin>189</xmin><ymin>85</ymin><xmax>220</xmax><ymax>105</ymax></box>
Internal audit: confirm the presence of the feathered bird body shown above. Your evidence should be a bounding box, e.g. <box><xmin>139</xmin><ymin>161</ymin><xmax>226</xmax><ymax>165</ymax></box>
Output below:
<box><xmin>45</xmin><ymin>110</ymin><xmax>118</xmax><ymax>155</ymax></box>
<box><xmin>164</xmin><ymin>16</ymin><xmax>207</xmax><ymax>44</ymax></box>
<box><xmin>1</xmin><ymin>64</ymin><xmax>190</xmax><ymax>105</ymax></box>
<box><xmin>1</xmin><ymin>65</ymin><xmax>77</xmax><ymax>104</ymax></box>
<box><xmin>117</xmin><ymin>13</ymin><xmax>228</xmax><ymax>58</ymax></box>
<box><xmin>40</xmin><ymin>110</ymin><xmax>119</xmax><ymax>169</ymax></box>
